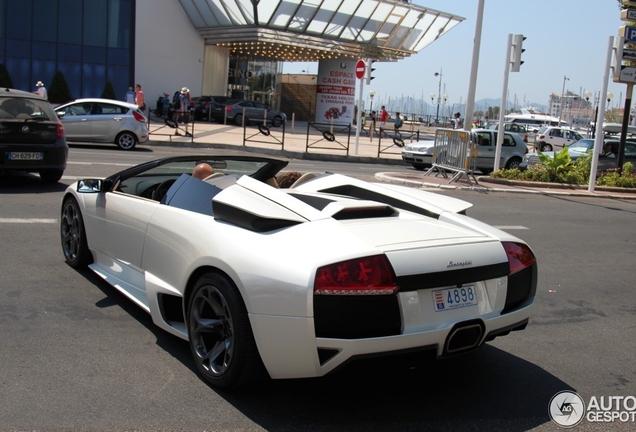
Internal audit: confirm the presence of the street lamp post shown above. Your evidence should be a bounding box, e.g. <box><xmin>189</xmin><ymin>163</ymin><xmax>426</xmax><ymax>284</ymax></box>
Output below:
<box><xmin>584</xmin><ymin>91</ymin><xmax>592</xmax><ymax>137</ymax></box>
<box><xmin>434</xmin><ymin>69</ymin><xmax>443</xmax><ymax>122</ymax></box>
<box><xmin>558</xmin><ymin>75</ymin><xmax>569</xmax><ymax>125</ymax></box>
<box><xmin>443</xmin><ymin>93</ymin><xmax>448</xmax><ymax>124</ymax></box>
<box><xmin>429</xmin><ymin>93</ymin><xmax>435</xmax><ymax>125</ymax></box>
<box><xmin>369</xmin><ymin>90</ymin><xmax>375</xmax><ymax>114</ymax></box>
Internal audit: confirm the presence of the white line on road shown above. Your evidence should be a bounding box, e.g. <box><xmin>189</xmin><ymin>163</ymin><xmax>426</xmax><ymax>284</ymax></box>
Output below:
<box><xmin>0</xmin><ymin>218</ymin><xmax>57</xmax><ymax>224</ymax></box>
<box><xmin>493</xmin><ymin>226</ymin><xmax>529</xmax><ymax>230</ymax></box>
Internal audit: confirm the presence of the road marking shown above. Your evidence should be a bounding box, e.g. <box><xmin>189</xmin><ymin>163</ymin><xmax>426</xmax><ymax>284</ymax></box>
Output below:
<box><xmin>0</xmin><ymin>218</ymin><xmax>57</xmax><ymax>224</ymax></box>
<box><xmin>493</xmin><ymin>225</ymin><xmax>528</xmax><ymax>230</ymax></box>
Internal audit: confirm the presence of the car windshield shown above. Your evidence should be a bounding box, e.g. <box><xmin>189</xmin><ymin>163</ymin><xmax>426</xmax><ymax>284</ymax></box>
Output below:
<box><xmin>569</xmin><ymin>139</ymin><xmax>595</xmax><ymax>151</ymax></box>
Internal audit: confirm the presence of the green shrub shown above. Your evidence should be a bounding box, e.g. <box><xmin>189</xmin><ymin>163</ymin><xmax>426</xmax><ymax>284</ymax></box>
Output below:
<box><xmin>0</xmin><ymin>63</ymin><xmax>14</xmax><ymax>88</ymax></box>
<box><xmin>48</xmin><ymin>71</ymin><xmax>73</xmax><ymax>104</ymax></box>
<box><xmin>597</xmin><ymin>161</ymin><xmax>636</xmax><ymax>188</ymax></box>
<box><xmin>101</xmin><ymin>81</ymin><xmax>117</xmax><ymax>100</ymax></box>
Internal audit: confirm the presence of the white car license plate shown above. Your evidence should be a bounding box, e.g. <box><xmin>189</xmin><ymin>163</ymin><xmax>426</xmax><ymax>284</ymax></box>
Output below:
<box><xmin>9</xmin><ymin>152</ymin><xmax>44</xmax><ymax>161</ymax></box>
<box><xmin>432</xmin><ymin>286</ymin><xmax>477</xmax><ymax>312</ymax></box>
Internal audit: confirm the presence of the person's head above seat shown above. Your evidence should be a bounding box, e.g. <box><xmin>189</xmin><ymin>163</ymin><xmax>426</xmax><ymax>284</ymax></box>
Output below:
<box><xmin>192</xmin><ymin>163</ymin><xmax>214</xmax><ymax>180</ymax></box>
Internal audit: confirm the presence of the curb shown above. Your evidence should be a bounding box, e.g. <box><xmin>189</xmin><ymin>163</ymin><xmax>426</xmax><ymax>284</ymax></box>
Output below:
<box><xmin>374</xmin><ymin>173</ymin><xmax>636</xmax><ymax>200</ymax></box>
<box><xmin>143</xmin><ymin>139</ymin><xmax>407</xmax><ymax>166</ymax></box>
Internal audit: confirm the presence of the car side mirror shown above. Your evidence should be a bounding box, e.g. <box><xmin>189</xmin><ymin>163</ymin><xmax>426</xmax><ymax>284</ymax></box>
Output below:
<box><xmin>56</xmin><ymin>111</ymin><xmax>66</xmax><ymax>118</ymax></box>
<box><xmin>77</xmin><ymin>179</ymin><xmax>104</xmax><ymax>193</ymax></box>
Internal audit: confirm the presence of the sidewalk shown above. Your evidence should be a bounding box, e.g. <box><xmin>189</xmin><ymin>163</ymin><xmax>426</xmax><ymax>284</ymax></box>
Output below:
<box><xmin>143</xmin><ymin>117</ymin><xmax>636</xmax><ymax>200</ymax></box>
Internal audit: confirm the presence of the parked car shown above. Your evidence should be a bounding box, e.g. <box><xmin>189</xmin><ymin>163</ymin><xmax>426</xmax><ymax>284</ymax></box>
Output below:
<box><xmin>534</xmin><ymin>126</ymin><xmax>582</xmax><ymax>152</ymax></box>
<box><xmin>0</xmin><ymin>88</ymin><xmax>68</xmax><ymax>183</ymax></box>
<box><xmin>192</xmin><ymin>95</ymin><xmax>232</xmax><ymax>121</ymax></box>
<box><xmin>519</xmin><ymin>139</ymin><xmax>636</xmax><ymax>171</ymax></box>
<box><xmin>60</xmin><ymin>154</ymin><xmax>537</xmax><ymax>389</ymax></box>
<box><xmin>55</xmin><ymin>98</ymin><xmax>148</xmax><ymax>150</ymax></box>
<box><xmin>402</xmin><ymin>129</ymin><xmax>528</xmax><ymax>173</ymax></box>
<box><xmin>488</xmin><ymin>122</ymin><xmax>532</xmax><ymax>142</ymax></box>
<box><xmin>210</xmin><ymin>99</ymin><xmax>286</xmax><ymax>126</ymax></box>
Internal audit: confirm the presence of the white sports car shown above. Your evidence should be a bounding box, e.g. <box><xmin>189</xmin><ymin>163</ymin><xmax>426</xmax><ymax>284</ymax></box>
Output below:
<box><xmin>60</xmin><ymin>155</ymin><xmax>537</xmax><ymax>389</ymax></box>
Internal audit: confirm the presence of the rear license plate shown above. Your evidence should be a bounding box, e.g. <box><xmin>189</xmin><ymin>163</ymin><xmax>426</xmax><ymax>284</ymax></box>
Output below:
<box><xmin>9</xmin><ymin>152</ymin><xmax>44</xmax><ymax>161</ymax></box>
<box><xmin>432</xmin><ymin>286</ymin><xmax>477</xmax><ymax>312</ymax></box>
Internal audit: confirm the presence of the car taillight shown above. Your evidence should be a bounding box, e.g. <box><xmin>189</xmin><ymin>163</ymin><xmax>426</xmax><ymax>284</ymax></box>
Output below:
<box><xmin>133</xmin><ymin>111</ymin><xmax>146</xmax><ymax>123</ymax></box>
<box><xmin>502</xmin><ymin>242</ymin><xmax>536</xmax><ymax>275</ymax></box>
<box><xmin>538</xmin><ymin>134</ymin><xmax>545</xmax><ymax>140</ymax></box>
<box><xmin>56</xmin><ymin>119</ymin><xmax>65</xmax><ymax>139</ymax></box>
<box><xmin>314</xmin><ymin>255</ymin><xmax>398</xmax><ymax>295</ymax></box>
<box><xmin>225</xmin><ymin>106</ymin><xmax>232</xmax><ymax>112</ymax></box>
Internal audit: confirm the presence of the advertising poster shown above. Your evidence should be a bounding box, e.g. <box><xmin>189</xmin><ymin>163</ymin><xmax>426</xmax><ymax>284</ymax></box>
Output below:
<box><xmin>315</xmin><ymin>59</ymin><xmax>356</xmax><ymax>125</ymax></box>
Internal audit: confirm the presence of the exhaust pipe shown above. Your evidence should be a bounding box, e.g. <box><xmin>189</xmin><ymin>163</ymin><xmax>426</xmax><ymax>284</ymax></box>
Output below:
<box><xmin>443</xmin><ymin>320</ymin><xmax>485</xmax><ymax>355</ymax></box>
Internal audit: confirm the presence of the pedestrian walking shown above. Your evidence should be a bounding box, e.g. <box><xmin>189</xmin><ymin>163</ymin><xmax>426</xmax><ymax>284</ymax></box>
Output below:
<box><xmin>379</xmin><ymin>105</ymin><xmax>388</xmax><ymax>137</ymax></box>
<box><xmin>369</xmin><ymin>110</ymin><xmax>377</xmax><ymax>141</ymax></box>
<box><xmin>125</xmin><ymin>86</ymin><xmax>135</xmax><ymax>104</ymax></box>
<box><xmin>453</xmin><ymin>112</ymin><xmax>461</xmax><ymax>129</ymax></box>
<box><xmin>134</xmin><ymin>84</ymin><xmax>146</xmax><ymax>114</ymax></box>
<box><xmin>35</xmin><ymin>81</ymin><xmax>47</xmax><ymax>100</ymax></box>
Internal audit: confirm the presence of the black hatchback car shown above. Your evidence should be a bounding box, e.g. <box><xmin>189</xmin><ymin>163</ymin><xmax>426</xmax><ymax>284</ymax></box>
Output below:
<box><xmin>193</xmin><ymin>95</ymin><xmax>232</xmax><ymax>121</ymax></box>
<box><xmin>0</xmin><ymin>88</ymin><xmax>68</xmax><ymax>183</ymax></box>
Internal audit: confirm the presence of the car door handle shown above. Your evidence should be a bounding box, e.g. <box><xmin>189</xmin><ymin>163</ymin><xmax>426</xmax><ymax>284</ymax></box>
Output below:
<box><xmin>81</xmin><ymin>119</ymin><xmax>88</xmax><ymax>122</ymax></box>
<box><xmin>113</xmin><ymin>118</ymin><xmax>123</xmax><ymax>121</ymax></box>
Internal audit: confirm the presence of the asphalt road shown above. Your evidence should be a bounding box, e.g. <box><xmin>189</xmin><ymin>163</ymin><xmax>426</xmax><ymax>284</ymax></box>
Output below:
<box><xmin>1</xmin><ymin>146</ymin><xmax>635</xmax><ymax>431</ymax></box>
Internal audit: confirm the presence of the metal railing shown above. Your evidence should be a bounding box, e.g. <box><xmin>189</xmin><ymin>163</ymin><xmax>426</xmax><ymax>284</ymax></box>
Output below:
<box><xmin>305</xmin><ymin>120</ymin><xmax>351</xmax><ymax>155</ymax></box>
<box><xmin>147</xmin><ymin>109</ymin><xmax>195</xmax><ymax>143</ymax></box>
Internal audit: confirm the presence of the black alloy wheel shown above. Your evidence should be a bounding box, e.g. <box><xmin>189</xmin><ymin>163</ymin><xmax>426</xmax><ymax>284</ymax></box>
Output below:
<box><xmin>60</xmin><ymin>197</ymin><xmax>93</xmax><ymax>268</ymax></box>
<box><xmin>187</xmin><ymin>272</ymin><xmax>264</xmax><ymax>389</ymax></box>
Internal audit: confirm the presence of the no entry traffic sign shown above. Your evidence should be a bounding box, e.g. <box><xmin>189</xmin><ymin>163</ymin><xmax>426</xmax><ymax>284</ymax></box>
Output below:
<box><xmin>355</xmin><ymin>60</ymin><xmax>365</xmax><ymax>79</ymax></box>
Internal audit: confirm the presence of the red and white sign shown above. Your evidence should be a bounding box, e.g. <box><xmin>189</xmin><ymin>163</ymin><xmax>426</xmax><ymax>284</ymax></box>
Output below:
<box><xmin>355</xmin><ymin>60</ymin><xmax>366</xmax><ymax>79</ymax></box>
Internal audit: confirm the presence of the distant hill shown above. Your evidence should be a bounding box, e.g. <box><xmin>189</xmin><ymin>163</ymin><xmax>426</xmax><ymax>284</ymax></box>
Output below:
<box><xmin>474</xmin><ymin>98</ymin><xmax>547</xmax><ymax>113</ymax></box>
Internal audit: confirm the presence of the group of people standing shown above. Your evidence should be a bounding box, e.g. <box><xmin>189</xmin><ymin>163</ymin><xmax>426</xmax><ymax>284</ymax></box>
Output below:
<box><xmin>359</xmin><ymin>105</ymin><xmax>399</xmax><ymax>140</ymax></box>
<box><xmin>124</xmin><ymin>84</ymin><xmax>193</xmax><ymax>135</ymax></box>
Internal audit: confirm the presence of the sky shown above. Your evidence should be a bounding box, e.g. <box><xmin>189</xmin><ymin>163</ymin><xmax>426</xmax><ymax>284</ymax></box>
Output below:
<box><xmin>283</xmin><ymin>0</ymin><xmax>626</xmax><ymax>115</ymax></box>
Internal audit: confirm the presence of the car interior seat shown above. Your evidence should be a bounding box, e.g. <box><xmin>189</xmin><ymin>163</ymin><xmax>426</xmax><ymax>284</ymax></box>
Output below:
<box><xmin>289</xmin><ymin>172</ymin><xmax>318</xmax><ymax>188</ymax></box>
<box><xmin>202</xmin><ymin>172</ymin><xmax>224</xmax><ymax>181</ymax></box>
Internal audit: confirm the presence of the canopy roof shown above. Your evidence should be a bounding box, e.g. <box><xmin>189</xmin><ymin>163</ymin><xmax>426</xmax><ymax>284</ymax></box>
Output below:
<box><xmin>178</xmin><ymin>0</ymin><xmax>464</xmax><ymax>61</ymax></box>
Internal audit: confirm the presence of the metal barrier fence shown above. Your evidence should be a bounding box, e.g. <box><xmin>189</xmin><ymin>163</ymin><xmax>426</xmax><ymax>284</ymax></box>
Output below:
<box><xmin>147</xmin><ymin>109</ymin><xmax>195</xmax><ymax>143</ymax></box>
<box><xmin>305</xmin><ymin>121</ymin><xmax>351</xmax><ymax>155</ymax></box>
<box><xmin>242</xmin><ymin>113</ymin><xmax>286</xmax><ymax>150</ymax></box>
<box><xmin>376</xmin><ymin>126</ymin><xmax>420</xmax><ymax>157</ymax></box>
<box><xmin>424</xmin><ymin>128</ymin><xmax>478</xmax><ymax>185</ymax></box>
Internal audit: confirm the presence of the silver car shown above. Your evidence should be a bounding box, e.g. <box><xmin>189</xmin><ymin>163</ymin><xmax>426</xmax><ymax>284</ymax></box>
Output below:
<box><xmin>55</xmin><ymin>98</ymin><xmax>149</xmax><ymax>150</ymax></box>
<box><xmin>402</xmin><ymin>129</ymin><xmax>528</xmax><ymax>173</ymax></box>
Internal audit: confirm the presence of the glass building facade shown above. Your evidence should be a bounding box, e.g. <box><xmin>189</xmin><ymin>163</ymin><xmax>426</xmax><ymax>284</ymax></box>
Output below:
<box><xmin>0</xmin><ymin>0</ymin><xmax>134</xmax><ymax>99</ymax></box>
<box><xmin>227</xmin><ymin>57</ymin><xmax>281</xmax><ymax>106</ymax></box>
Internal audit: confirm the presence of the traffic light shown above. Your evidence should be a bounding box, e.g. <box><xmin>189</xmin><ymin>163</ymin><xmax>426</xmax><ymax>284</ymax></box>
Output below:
<box><xmin>510</xmin><ymin>34</ymin><xmax>526</xmax><ymax>72</ymax></box>
<box><xmin>365</xmin><ymin>59</ymin><xmax>376</xmax><ymax>85</ymax></box>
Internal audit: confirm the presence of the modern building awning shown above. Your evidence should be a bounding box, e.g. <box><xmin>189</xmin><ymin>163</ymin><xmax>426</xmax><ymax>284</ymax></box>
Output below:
<box><xmin>178</xmin><ymin>0</ymin><xmax>464</xmax><ymax>62</ymax></box>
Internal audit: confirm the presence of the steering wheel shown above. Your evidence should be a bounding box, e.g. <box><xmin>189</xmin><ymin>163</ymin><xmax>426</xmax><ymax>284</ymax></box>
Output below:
<box><xmin>152</xmin><ymin>179</ymin><xmax>176</xmax><ymax>202</ymax></box>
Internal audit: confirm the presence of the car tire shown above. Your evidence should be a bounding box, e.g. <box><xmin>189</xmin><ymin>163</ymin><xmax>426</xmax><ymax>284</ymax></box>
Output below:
<box><xmin>412</xmin><ymin>163</ymin><xmax>427</xmax><ymax>171</ymax></box>
<box><xmin>39</xmin><ymin>169</ymin><xmax>64</xmax><ymax>183</ymax></box>
<box><xmin>480</xmin><ymin>168</ymin><xmax>493</xmax><ymax>175</ymax></box>
<box><xmin>187</xmin><ymin>272</ymin><xmax>265</xmax><ymax>389</ymax></box>
<box><xmin>505</xmin><ymin>157</ymin><xmax>522</xmax><ymax>170</ymax></box>
<box><xmin>234</xmin><ymin>113</ymin><xmax>243</xmax><ymax>126</ymax></box>
<box><xmin>540</xmin><ymin>143</ymin><xmax>552</xmax><ymax>152</ymax></box>
<box><xmin>116</xmin><ymin>132</ymin><xmax>137</xmax><ymax>150</ymax></box>
<box><xmin>60</xmin><ymin>197</ymin><xmax>93</xmax><ymax>268</ymax></box>
<box><xmin>272</xmin><ymin>116</ymin><xmax>283</xmax><ymax>127</ymax></box>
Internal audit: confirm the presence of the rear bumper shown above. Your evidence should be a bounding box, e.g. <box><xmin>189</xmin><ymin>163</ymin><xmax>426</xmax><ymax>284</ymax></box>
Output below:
<box><xmin>0</xmin><ymin>140</ymin><xmax>68</xmax><ymax>173</ymax></box>
<box><xmin>250</xmin><ymin>303</ymin><xmax>534</xmax><ymax>380</ymax></box>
